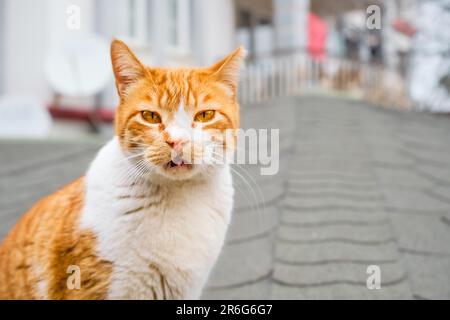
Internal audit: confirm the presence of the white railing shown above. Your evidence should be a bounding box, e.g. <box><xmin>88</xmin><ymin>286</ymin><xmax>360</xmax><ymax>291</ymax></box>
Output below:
<box><xmin>238</xmin><ymin>53</ymin><xmax>413</xmax><ymax>110</ymax></box>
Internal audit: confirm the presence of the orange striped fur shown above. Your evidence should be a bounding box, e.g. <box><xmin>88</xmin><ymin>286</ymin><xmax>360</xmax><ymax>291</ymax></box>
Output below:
<box><xmin>0</xmin><ymin>178</ymin><xmax>112</xmax><ymax>299</ymax></box>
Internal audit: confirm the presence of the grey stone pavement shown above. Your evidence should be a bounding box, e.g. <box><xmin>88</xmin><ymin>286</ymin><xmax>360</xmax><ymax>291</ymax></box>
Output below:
<box><xmin>1</xmin><ymin>95</ymin><xmax>450</xmax><ymax>299</ymax></box>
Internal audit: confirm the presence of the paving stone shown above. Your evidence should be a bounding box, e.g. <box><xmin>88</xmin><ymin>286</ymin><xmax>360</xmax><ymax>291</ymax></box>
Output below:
<box><xmin>0</xmin><ymin>141</ymin><xmax>100</xmax><ymax>176</ymax></box>
<box><xmin>381</xmin><ymin>188</ymin><xmax>450</xmax><ymax>213</ymax></box>
<box><xmin>273</xmin><ymin>261</ymin><xmax>405</xmax><ymax>289</ymax></box>
<box><xmin>206</xmin><ymin>237</ymin><xmax>273</xmax><ymax>289</ymax></box>
<box><xmin>233</xmin><ymin>179</ymin><xmax>284</xmax><ymax>211</ymax></box>
<box><xmin>391</xmin><ymin>215</ymin><xmax>450</xmax><ymax>255</ymax></box>
<box><xmin>286</xmin><ymin>190</ymin><xmax>383</xmax><ymax>203</ymax></box>
<box><xmin>286</xmin><ymin>159</ymin><xmax>373</xmax><ymax>172</ymax></box>
<box><xmin>283</xmin><ymin>194</ymin><xmax>383</xmax><ymax>212</ymax></box>
<box><xmin>415</xmin><ymin>165</ymin><xmax>450</xmax><ymax>186</ymax></box>
<box><xmin>0</xmin><ymin>153</ymin><xmax>94</xmax><ymax>199</ymax></box>
<box><xmin>3</xmin><ymin>95</ymin><xmax>450</xmax><ymax>299</ymax></box>
<box><xmin>276</xmin><ymin>242</ymin><xmax>399</xmax><ymax>263</ymax></box>
<box><xmin>270</xmin><ymin>282</ymin><xmax>411</xmax><ymax>299</ymax></box>
<box><xmin>231</xmin><ymin>158</ymin><xmax>290</xmax><ymax>183</ymax></box>
<box><xmin>289</xmin><ymin>169</ymin><xmax>373</xmax><ymax>180</ymax></box>
<box><xmin>369</xmin><ymin>147</ymin><xmax>415</xmax><ymax>167</ymax></box>
<box><xmin>280</xmin><ymin>208</ymin><xmax>389</xmax><ymax>225</ymax></box>
<box><xmin>226</xmin><ymin>205</ymin><xmax>279</xmax><ymax>244</ymax></box>
<box><xmin>203</xmin><ymin>281</ymin><xmax>271</xmax><ymax>300</ymax></box>
<box><xmin>277</xmin><ymin>224</ymin><xmax>393</xmax><ymax>243</ymax></box>
<box><xmin>426</xmin><ymin>185</ymin><xmax>450</xmax><ymax>204</ymax></box>
<box><xmin>400</xmin><ymin>255</ymin><xmax>450</xmax><ymax>300</ymax></box>
<box><xmin>287</xmin><ymin>180</ymin><xmax>379</xmax><ymax>193</ymax></box>
<box><xmin>396</xmin><ymin>132</ymin><xmax>450</xmax><ymax>154</ymax></box>
<box><xmin>374</xmin><ymin>166</ymin><xmax>434</xmax><ymax>188</ymax></box>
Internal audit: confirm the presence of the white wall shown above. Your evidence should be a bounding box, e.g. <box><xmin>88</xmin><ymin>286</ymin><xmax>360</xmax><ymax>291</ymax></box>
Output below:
<box><xmin>0</xmin><ymin>0</ymin><xmax>5</xmax><ymax>94</ymax></box>
<box><xmin>3</xmin><ymin>0</ymin><xmax>96</xmax><ymax>103</ymax></box>
<box><xmin>2</xmin><ymin>0</ymin><xmax>237</xmax><ymax>107</ymax></box>
<box><xmin>382</xmin><ymin>0</ymin><xmax>399</xmax><ymax>70</ymax></box>
<box><xmin>4</xmin><ymin>0</ymin><xmax>48</xmax><ymax>101</ymax></box>
<box><xmin>409</xmin><ymin>0</ymin><xmax>450</xmax><ymax>111</ymax></box>
<box><xmin>273</xmin><ymin>0</ymin><xmax>309</xmax><ymax>51</ymax></box>
<box><xmin>46</xmin><ymin>0</ymin><xmax>95</xmax><ymax>45</ymax></box>
<box><xmin>254</xmin><ymin>25</ymin><xmax>274</xmax><ymax>58</ymax></box>
<box><xmin>193</xmin><ymin>0</ymin><xmax>236</xmax><ymax>65</ymax></box>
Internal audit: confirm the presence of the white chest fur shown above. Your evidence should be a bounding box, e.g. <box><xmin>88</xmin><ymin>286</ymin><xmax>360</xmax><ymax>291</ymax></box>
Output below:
<box><xmin>80</xmin><ymin>138</ymin><xmax>233</xmax><ymax>299</ymax></box>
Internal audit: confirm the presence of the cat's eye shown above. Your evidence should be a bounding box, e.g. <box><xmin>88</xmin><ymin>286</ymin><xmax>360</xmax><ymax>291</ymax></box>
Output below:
<box><xmin>194</xmin><ymin>110</ymin><xmax>215</xmax><ymax>122</ymax></box>
<box><xmin>141</xmin><ymin>110</ymin><xmax>161</xmax><ymax>124</ymax></box>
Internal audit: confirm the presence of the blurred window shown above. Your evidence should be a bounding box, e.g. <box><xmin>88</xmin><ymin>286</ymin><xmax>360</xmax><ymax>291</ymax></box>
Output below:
<box><xmin>168</xmin><ymin>0</ymin><xmax>179</xmax><ymax>46</ymax></box>
<box><xmin>123</xmin><ymin>0</ymin><xmax>148</xmax><ymax>45</ymax></box>
<box><xmin>128</xmin><ymin>0</ymin><xmax>137</xmax><ymax>37</ymax></box>
<box><xmin>237</xmin><ymin>10</ymin><xmax>252</xmax><ymax>28</ymax></box>
<box><xmin>0</xmin><ymin>0</ymin><xmax>4</xmax><ymax>94</ymax></box>
<box><xmin>96</xmin><ymin>0</ymin><xmax>191</xmax><ymax>55</ymax></box>
<box><xmin>167</xmin><ymin>0</ymin><xmax>190</xmax><ymax>54</ymax></box>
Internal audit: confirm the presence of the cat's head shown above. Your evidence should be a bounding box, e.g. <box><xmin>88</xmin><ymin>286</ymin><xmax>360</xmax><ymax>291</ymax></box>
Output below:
<box><xmin>111</xmin><ymin>40</ymin><xmax>245</xmax><ymax>180</ymax></box>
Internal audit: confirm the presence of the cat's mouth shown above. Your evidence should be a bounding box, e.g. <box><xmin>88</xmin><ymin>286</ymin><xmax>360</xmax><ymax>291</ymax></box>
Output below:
<box><xmin>164</xmin><ymin>160</ymin><xmax>193</xmax><ymax>172</ymax></box>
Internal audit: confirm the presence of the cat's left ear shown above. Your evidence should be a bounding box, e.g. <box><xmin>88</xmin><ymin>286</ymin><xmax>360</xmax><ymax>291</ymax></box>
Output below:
<box><xmin>208</xmin><ymin>47</ymin><xmax>246</xmax><ymax>97</ymax></box>
<box><xmin>111</xmin><ymin>39</ymin><xmax>148</xmax><ymax>97</ymax></box>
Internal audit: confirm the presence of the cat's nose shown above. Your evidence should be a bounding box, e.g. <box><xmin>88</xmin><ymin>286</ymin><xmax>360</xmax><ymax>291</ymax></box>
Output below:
<box><xmin>166</xmin><ymin>137</ymin><xmax>187</xmax><ymax>151</ymax></box>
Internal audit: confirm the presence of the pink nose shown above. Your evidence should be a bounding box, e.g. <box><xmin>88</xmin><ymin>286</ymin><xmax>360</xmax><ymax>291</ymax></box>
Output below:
<box><xmin>166</xmin><ymin>137</ymin><xmax>187</xmax><ymax>151</ymax></box>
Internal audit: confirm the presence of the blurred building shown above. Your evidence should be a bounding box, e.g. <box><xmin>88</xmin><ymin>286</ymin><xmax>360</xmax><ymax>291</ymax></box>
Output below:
<box><xmin>0</xmin><ymin>0</ymin><xmax>237</xmax><ymax>108</ymax></box>
<box><xmin>0</xmin><ymin>0</ymin><xmax>448</xmax><ymax>114</ymax></box>
<box><xmin>0</xmin><ymin>0</ymin><xmax>311</xmax><ymax>109</ymax></box>
<box><xmin>234</xmin><ymin>0</ymin><xmax>309</xmax><ymax>59</ymax></box>
<box><xmin>409</xmin><ymin>0</ymin><xmax>450</xmax><ymax>111</ymax></box>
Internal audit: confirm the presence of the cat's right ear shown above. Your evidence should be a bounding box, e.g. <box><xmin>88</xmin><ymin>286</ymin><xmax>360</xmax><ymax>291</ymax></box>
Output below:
<box><xmin>111</xmin><ymin>39</ymin><xmax>147</xmax><ymax>97</ymax></box>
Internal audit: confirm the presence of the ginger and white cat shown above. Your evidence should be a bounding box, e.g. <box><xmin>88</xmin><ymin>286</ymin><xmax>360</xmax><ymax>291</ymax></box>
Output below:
<box><xmin>0</xmin><ymin>40</ymin><xmax>245</xmax><ymax>299</ymax></box>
